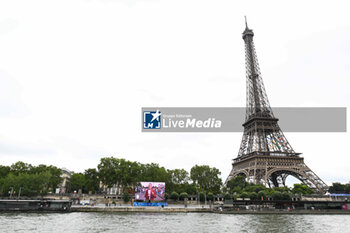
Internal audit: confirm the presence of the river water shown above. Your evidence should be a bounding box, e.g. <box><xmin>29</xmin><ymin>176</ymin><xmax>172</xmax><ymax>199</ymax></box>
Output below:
<box><xmin>0</xmin><ymin>212</ymin><xmax>349</xmax><ymax>232</ymax></box>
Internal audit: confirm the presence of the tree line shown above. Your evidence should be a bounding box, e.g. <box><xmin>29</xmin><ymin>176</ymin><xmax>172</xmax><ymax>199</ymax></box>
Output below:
<box><xmin>0</xmin><ymin>162</ymin><xmax>62</xmax><ymax>197</ymax></box>
<box><xmin>68</xmin><ymin>157</ymin><xmax>222</xmax><ymax>196</ymax></box>
<box><xmin>328</xmin><ymin>182</ymin><xmax>350</xmax><ymax>194</ymax></box>
<box><xmin>1</xmin><ymin>158</ymin><xmax>348</xmax><ymax>198</ymax></box>
<box><xmin>224</xmin><ymin>176</ymin><xmax>314</xmax><ymax>201</ymax></box>
<box><xmin>0</xmin><ymin>157</ymin><xmax>223</xmax><ymax>197</ymax></box>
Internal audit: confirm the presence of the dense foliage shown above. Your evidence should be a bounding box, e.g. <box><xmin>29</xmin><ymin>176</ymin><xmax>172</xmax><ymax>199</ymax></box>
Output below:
<box><xmin>190</xmin><ymin>165</ymin><xmax>222</xmax><ymax>194</ymax></box>
<box><xmin>179</xmin><ymin>192</ymin><xmax>188</xmax><ymax>200</ymax></box>
<box><xmin>66</xmin><ymin>168</ymin><xmax>100</xmax><ymax>194</ymax></box>
<box><xmin>96</xmin><ymin>157</ymin><xmax>222</xmax><ymax>195</ymax></box>
<box><xmin>170</xmin><ymin>191</ymin><xmax>179</xmax><ymax>200</ymax></box>
<box><xmin>224</xmin><ymin>176</ymin><xmax>314</xmax><ymax>201</ymax></box>
<box><xmin>328</xmin><ymin>182</ymin><xmax>350</xmax><ymax>194</ymax></box>
<box><xmin>0</xmin><ymin>157</ymin><xmax>223</xmax><ymax>197</ymax></box>
<box><xmin>0</xmin><ymin>162</ymin><xmax>62</xmax><ymax>197</ymax></box>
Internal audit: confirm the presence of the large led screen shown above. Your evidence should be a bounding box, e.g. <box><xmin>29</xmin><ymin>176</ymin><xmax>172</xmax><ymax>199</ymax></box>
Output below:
<box><xmin>135</xmin><ymin>182</ymin><xmax>165</xmax><ymax>201</ymax></box>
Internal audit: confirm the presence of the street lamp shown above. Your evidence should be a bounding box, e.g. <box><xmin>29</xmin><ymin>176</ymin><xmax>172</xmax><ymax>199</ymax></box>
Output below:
<box><xmin>17</xmin><ymin>187</ymin><xmax>23</xmax><ymax>199</ymax></box>
<box><xmin>9</xmin><ymin>187</ymin><xmax>14</xmax><ymax>199</ymax></box>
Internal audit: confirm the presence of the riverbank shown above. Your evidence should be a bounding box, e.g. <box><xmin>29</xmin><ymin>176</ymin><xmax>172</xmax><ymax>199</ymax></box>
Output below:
<box><xmin>71</xmin><ymin>205</ymin><xmax>350</xmax><ymax>214</ymax></box>
<box><xmin>215</xmin><ymin>209</ymin><xmax>350</xmax><ymax>215</ymax></box>
<box><xmin>71</xmin><ymin>205</ymin><xmax>211</xmax><ymax>213</ymax></box>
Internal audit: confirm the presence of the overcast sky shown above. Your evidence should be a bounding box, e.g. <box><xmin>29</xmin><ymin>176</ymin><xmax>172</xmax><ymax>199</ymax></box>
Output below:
<box><xmin>0</xmin><ymin>0</ymin><xmax>349</xmax><ymax>185</ymax></box>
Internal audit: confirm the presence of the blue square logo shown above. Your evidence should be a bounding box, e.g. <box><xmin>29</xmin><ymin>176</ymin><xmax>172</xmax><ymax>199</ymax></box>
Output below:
<box><xmin>143</xmin><ymin>110</ymin><xmax>161</xmax><ymax>129</ymax></box>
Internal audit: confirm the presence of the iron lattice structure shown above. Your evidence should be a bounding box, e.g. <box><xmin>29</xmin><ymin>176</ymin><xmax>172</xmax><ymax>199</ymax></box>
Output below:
<box><xmin>226</xmin><ymin>19</ymin><xmax>328</xmax><ymax>193</ymax></box>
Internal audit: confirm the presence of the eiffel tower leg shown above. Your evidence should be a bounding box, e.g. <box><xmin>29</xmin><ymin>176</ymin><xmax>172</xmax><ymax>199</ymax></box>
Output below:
<box><xmin>228</xmin><ymin>156</ymin><xmax>328</xmax><ymax>193</ymax></box>
<box><xmin>271</xmin><ymin>173</ymin><xmax>279</xmax><ymax>187</ymax></box>
<box><xmin>282</xmin><ymin>174</ymin><xmax>288</xmax><ymax>186</ymax></box>
<box><xmin>266</xmin><ymin>165</ymin><xmax>328</xmax><ymax>193</ymax></box>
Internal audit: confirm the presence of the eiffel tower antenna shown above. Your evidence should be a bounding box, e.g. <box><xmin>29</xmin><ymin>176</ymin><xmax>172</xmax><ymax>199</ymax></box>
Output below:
<box><xmin>226</xmin><ymin>22</ymin><xmax>328</xmax><ymax>193</ymax></box>
<box><xmin>245</xmin><ymin>16</ymin><xmax>248</xmax><ymax>29</ymax></box>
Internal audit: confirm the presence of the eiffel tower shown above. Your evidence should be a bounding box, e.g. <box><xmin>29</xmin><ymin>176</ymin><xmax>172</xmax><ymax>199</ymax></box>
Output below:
<box><xmin>226</xmin><ymin>18</ymin><xmax>328</xmax><ymax>193</ymax></box>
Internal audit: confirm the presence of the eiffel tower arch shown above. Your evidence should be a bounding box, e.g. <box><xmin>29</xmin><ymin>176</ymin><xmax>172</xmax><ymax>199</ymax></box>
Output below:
<box><xmin>226</xmin><ymin>18</ymin><xmax>328</xmax><ymax>193</ymax></box>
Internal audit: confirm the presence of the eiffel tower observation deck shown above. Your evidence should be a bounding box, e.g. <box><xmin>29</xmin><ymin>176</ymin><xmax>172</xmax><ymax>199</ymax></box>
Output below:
<box><xmin>226</xmin><ymin>18</ymin><xmax>328</xmax><ymax>193</ymax></box>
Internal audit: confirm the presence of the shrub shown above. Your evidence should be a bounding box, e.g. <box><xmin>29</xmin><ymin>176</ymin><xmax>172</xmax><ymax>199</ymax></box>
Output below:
<box><xmin>122</xmin><ymin>191</ymin><xmax>130</xmax><ymax>202</ymax></box>
<box><xmin>272</xmin><ymin>191</ymin><xmax>283</xmax><ymax>200</ymax></box>
<box><xmin>231</xmin><ymin>186</ymin><xmax>242</xmax><ymax>194</ymax></box>
<box><xmin>282</xmin><ymin>191</ymin><xmax>292</xmax><ymax>201</ymax></box>
<box><xmin>179</xmin><ymin>192</ymin><xmax>188</xmax><ymax>200</ymax></box>
<box><xmin>207</xmin><ymin>192</ymin><xmax>214</xmax><ymax>201</ymax></box>
<box><xmin>248</xmin><ymin>192</ymin><xmax>258</xmax><ymax>200</ymax></box>
<box><xmin>239</xmin><ymin>192</ymin><xmax>249</xmax><ymax>198</ymax></box>
<box><xmin>170</xmin><ymin>191</ymin><xmax>179</xmax><ymax>200</ymax></box>
<box><xmin>245</xmin><ymin>184</ymin><xmax>266</xmax><ymax>193</ymax></box>
<box><xmin>224</xmin><ymin>192</ymin><xmax>232</xmax><ymax>200</ymax></box>
<box><xmin>199</xmin><ymin>192</ymin><xmax>205</xmax><ymax>202</ymax></box>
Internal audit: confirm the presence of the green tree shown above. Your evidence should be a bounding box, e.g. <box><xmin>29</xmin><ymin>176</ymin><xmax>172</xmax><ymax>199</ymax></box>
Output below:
<box><xmin>264</xmin><ymin>188</ymin><xmax>275</xmax><ymax>197</ymax></box>
<box><xmin>328</xmin><ymin>182</ymin><xmax>349</xmax><ymax>194</ymax></box>
<box><xmin>30</xmin><ymin>165</ymin><xmax>62</xmax><ymax>191</ymax></box>
<box><xmin>67</xmin><ymin>173</ymin><xmax>86</xmax><ymax>193</ymax></box>
<box><xmin>97</xmin><ymin>157</ymin><xmax>121</xmax><ymax>188</ymax></box>
<box><xmin>292</xmin><ymin>183</ymin><xmax>314</xmax><ymax>195</ymax></box>
<box><xmin>46</xmin><ymin>166</ymin><xmax>63</xmax><ymax>191</ymax></box>
<box><xmin>231</xmin><ymin>186</ymin><xmax>243</xmax><ymax>194</ymax></box>
<box><xmin>239</xmin><ymin>192</ymin><xmax>249</xmax><ymax>199</ymax></box>
<box><xmin>179</xmin><ymin>192</ymin><xmax>188</xmax><ymax>200</ymax></box>
<box><xmin>272</xmin><ymin>191</ymin><xmax>283</xmax><ymax>200</ymax></box>
<box><xmin>272</xmin><ymin>186</ymin><xmax>290</xmax><ymax>193</ymax></box>
<box><xmin>207</xmin><ymin>192</ymin><xmax>214</xmax><ymax>201</ymax></box>
<box><xmin>10</xmin><ymin>161</ymin><xmax>32</xmax><ymax>175</ymax></box>
<box><xmin>168</xmin><ymin>169</ymin><xmax>189</xmax><ymax>184</ymax></box>
<box><xmin>1</xmin><ymin>162</ymin><xmax>62</xmax><ymax>194</ymax></box>
<box><xmin>281</xmin><ymin>191</ymin><xmax>292</xmax><ymax>200</ymax></box>
<box><xmin>98</xmin><ymin>157</ymin><xmax>142</xmax><ymax>189</ymax></box>
<box><xmin>248</xmin><ymin>192</ymin><xmax>258</xmax><ymax>200</ymax></box>
<box><xmin>0</xmin><ymin>172</ymin><xmax>51</xmax><ymax>197</ymax></box>
<box><xmin>0</xmin><ymin>165</ymin><xmax>10</xmax><ymax>178</ymax></box>
<box><xmin>84</xmin><ymin>168</ymin><xmax>100</xmax><ymax>193</ymax></box>
<box><xmin>183</xmin><ymin>183</ymin><xmax>197</xmax><ymax>195</ymax></box>
<box><xmin>122</xmin><ymin>190</ymin><xmax>130</xmax><ymax>202</ymax></box>
<box><xmin>0</xmin><ymin>165</ymin><xmax>11</xmax><ymax>178</ymax></box>
<box><xmin>226</xmin><ymin>176</ymin><xmax>248</xmax><ymax>192</ymax></box>
<box><xmin>346</xmin><ymin>184</ymin><xmax>350</xmax><ymax>193</ymax></box>
<box><xmin>245</xmin><ymin>184</ymin><xmax>266</xmax><ymax>193</ymax></box>
<box><xmin>224</xmin><ymin>192</ymin><xmax>232</xmax><ymax>200</ymax></box>
<box><xmin>190</xmin><ymin>165</ymin><xmax>222</xmax><ymax>194</ymax></box>
<box><xmin>118</xmin><ymin>159</ymin><xmax>142</xmax><ymax>188</ymax></box>
<box><xmin>140</xmin><ymin>163</ymin><xmax>168</xmax><ymax>183</ymax></box>
<box><xmin>170</xmin><ymin>191</ymin><xmax>179</xmax><ymax>200</ymax></box>
<box><xmin>199</xmin><ymin>192</ymin><xmax>205</xmax><ymax>202</ymax></box>
<box><xmin>166</xmin><ymin>169</ymin><xmax>190</xmax><ymax>194</ymax></box>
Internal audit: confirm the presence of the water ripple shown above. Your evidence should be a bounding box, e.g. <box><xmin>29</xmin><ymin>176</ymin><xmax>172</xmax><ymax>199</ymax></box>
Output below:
<box><xmin>0</xmin><ymin>212</ymin><xmax>349</xmax><ymax>233</ymax></box>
